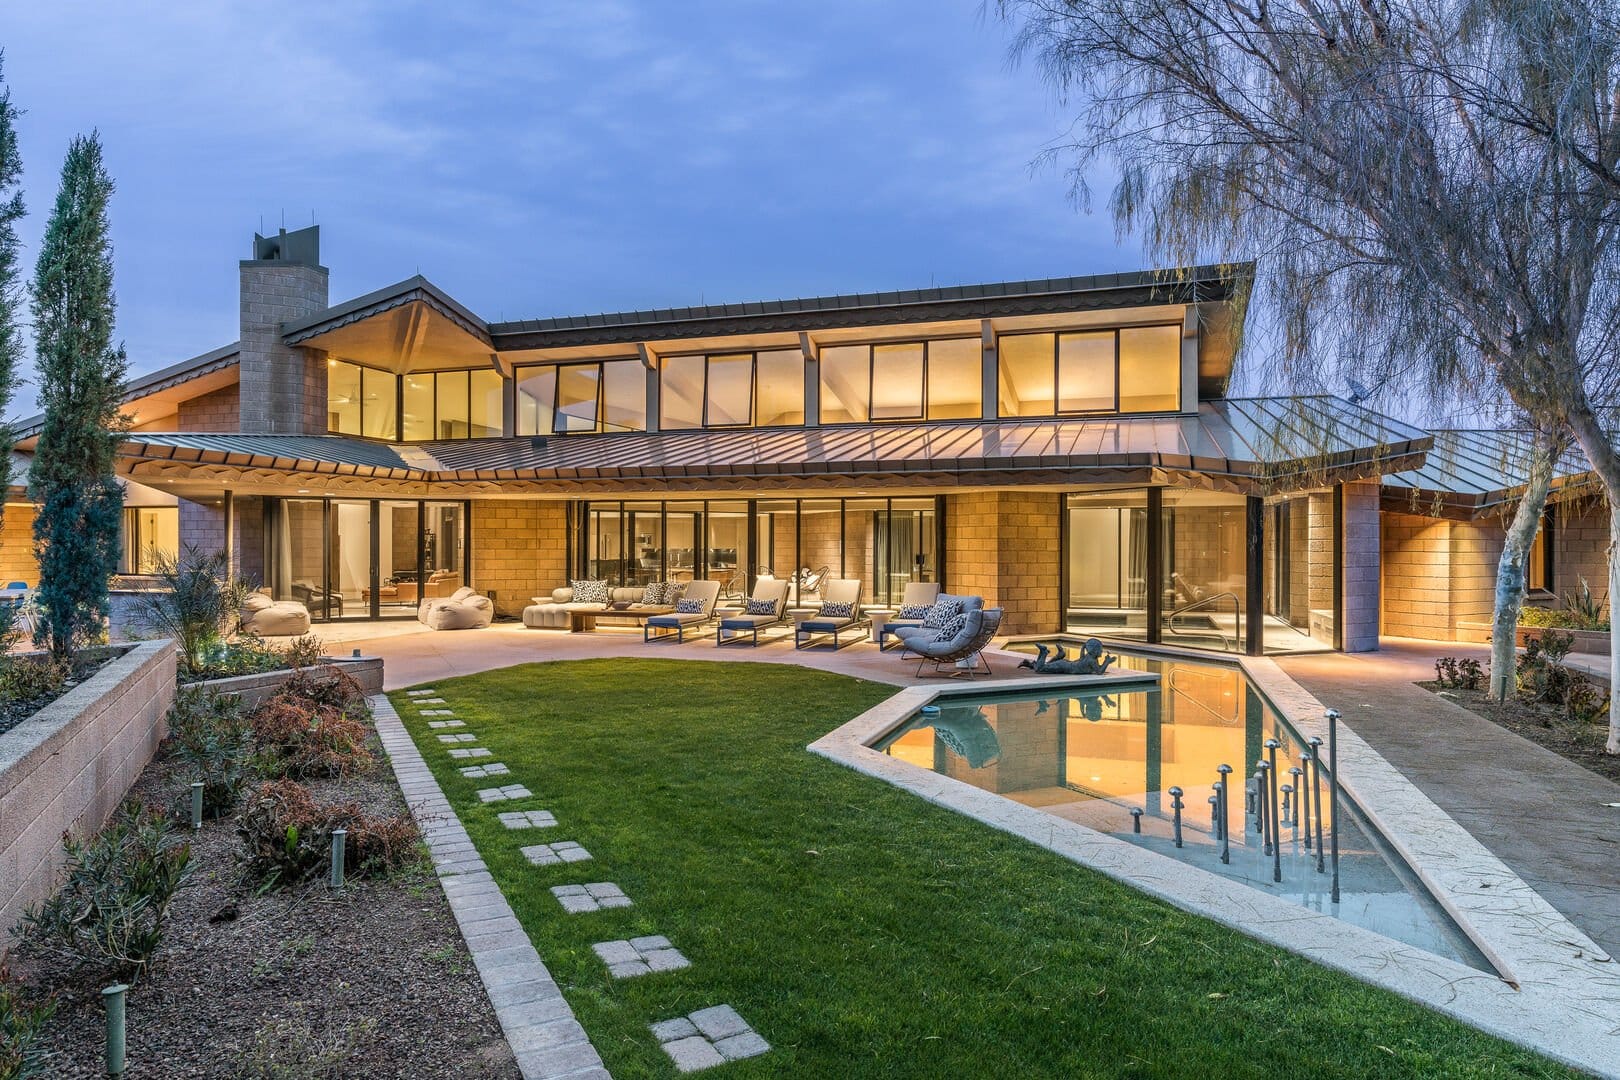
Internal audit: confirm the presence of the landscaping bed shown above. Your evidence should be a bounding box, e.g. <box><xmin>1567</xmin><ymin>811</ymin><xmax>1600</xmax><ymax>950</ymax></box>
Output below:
<box><xmin>0</xmin><ymin>647</ymin><xmax>118</xmax><ymax>738</ymax></box>
<box><xmin>393</xmin><ymin>658</ymin><xmax>1572</xmax><ymax>1079</ymax></box>
<box><xmin>7</xmin><ymin>677</ymin><xmax>519</xmax><ymax>1078</ymax></box>
<box><xmin>1423</xmin><ymin>681</ymin><xmax>1620</xmax><ymax>784</ymax></box>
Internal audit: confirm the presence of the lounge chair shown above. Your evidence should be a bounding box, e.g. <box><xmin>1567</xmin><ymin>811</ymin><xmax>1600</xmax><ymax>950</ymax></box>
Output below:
<box><xmin>643</xmin><ymin>579</ymin><xmax>721</xmax><ymax>643</ymax></box>
<box><xmin>794</xmin><ymin>579</ymin><xmax>864</xmax><ymax>650</ymax></box>
<box><xmin>876</xmin><ymin>581</ymin><xmax>944</xmax><ymax>651</ymax></box>
<box><xmin>240</xmin><ymin>588</ymin><xmax>312</xmax><ymax>637</ymax></box>
<box><xmin>418</xmin><ymin>586</ymin><xmax>494</xmax><ymax>630</ymax></box>
<box><xmin>896</xmin><ymin>599</ymin><xmax>1004</xmax><ymax>679</ymax></box>
<box><xmin>716</xmin><ymin>576</ymin><xmax>792</xmax><ymax>647</ymax></box>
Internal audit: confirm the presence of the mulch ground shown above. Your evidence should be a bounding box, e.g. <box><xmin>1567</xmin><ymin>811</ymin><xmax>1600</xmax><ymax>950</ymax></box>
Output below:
<box><xmin>9</xmin><ymin>721</ymin><xmax>520</xmax><ymax>1079</ymax></box>
<box><xmin>0</xmin><ymin>650</ymin><xmax>114</xmax><ymax>738</ymax></box>
<box><xmin>1420</xmin><ymin>680</ymin><xmax>1620</xmax><ymax>784</ymax></box>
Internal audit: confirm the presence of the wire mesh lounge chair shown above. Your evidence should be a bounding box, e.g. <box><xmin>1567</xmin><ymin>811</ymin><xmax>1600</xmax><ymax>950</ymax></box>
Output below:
<box><xmin>912</xmin><ymin>607</ymin><xmax>1003</xmax><ymax>679</ymax></box>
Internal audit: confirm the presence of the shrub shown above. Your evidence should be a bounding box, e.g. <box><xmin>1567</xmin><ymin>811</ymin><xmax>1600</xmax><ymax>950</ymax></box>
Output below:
<box><xmin>276</xmin><ymin>666</ymin><xmax>366</xmax><ymax>716</ymax></box>
<box><xmin>165</xmin><ymin>686</ymin><xmax>254</xmax><ymax>818</ymax></box>
<box><xmin>1565</xmin><ymin>673</ymin><xmax>1610</xmax><ymax>725</ymax></box>
<box><xmin>21</xmin><ymin>801</ymin><xmax>191</xmax><ymax>982</ymax></box>
<box><xmin>248</xmin><ymin>695</ymin><xmax>372</xmax><ymax>780</ymax></box>
<box><xmin>178</xmin><ymin>634</ymin><xmax>327</xmax><ymax>683</ymax></box>
<box><xmin>1432</xmin><ymin>657</ymin><xmax>1482</xmax><ymax>690</ymax></box>
<box><xmin>132</xmin><ymin>546</ymin><xmax>251</xmax><ymax>676</ymax></box>
<box><xmin>236</xmin><ymin>779</ymin><xmax>416</xmax><ymax>889</ymax></box>
<box><xmin>0</xmin><ymin>654</ymin><xmax>68</xmax><ymax>706</ymax></box>
<box><xmin>0</xmin><ymin>965</ymin><xmax>54</xmax><ymax>1080</ymax></box>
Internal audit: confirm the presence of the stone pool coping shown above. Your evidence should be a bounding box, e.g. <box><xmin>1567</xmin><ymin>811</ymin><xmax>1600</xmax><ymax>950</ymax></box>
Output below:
<box><xmin>808</xmin><ymin>663</ymin><xmax>1620</xmax><ymax>1076</ymax></box>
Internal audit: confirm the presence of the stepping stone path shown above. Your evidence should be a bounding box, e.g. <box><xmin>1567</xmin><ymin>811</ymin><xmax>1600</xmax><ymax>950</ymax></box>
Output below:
<box><xmin>522</xmin><ymin>841</ymin><xmax>592</xmax><ymax>866</ymax></box>
<box><xmin>438</xmin><ymin>733</ymin><xmax>478</xmax><ymax>744</ymax></box>
<box><xmin>449</xmin><ymin>748</ymin><xmax>492</xmax><ymax>760</ymax></box>
<box><xmin>651</xmin><ymin>1006</ymin><xmax>769</xmax><ymax>1072</ymax></box>
<box><xmin>421</xmin><ymin>709</ymin><xmax>454</xmax><ymax>717</ymax></box>
<box><xmin>415</xmin><ymin>697</ymin><xmax>448</xmax><ymax>705</ymax></box>
<box><xmin>460</xmin><ymin>763</ymin><xmax>510</xmax><ymax>779</ymax></box>
<box><xmin>405</xmin><ymin>688</ymin><xmax>438</xmax><ymax>696</ymax></box>
<box><xmin>498</xmin><ymin>810</ymin><xmax>557</xmax><ymax>830</ymax></box>
<box><xmin>592</xmin><ymin>936</ymin><xmax>689</xmax><ymax>979</ymax></box>
<box><xmin>477</xmin><ymin>784</ymin><xmax>532</xmax><ymax>803</ymax></box>
<box><xmin>551</xmin><ymin>883</ymin><xmax>632</xmax><ymax>914</ymax></box>
<box><xmin>427</xmin><ymin>720</ymin><xmax>466</xmax><ymax>729</ymax></box>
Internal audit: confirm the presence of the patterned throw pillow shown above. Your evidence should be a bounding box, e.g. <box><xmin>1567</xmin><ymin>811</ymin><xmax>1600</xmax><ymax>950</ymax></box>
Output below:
<box><xmin>745</xmin><ymin>597</ymin><xmax>778</xmax><ymax>615</ymax></box>
<box><xmin>570</xmin><ymin>579</ymin><xmax>609</xmax><ymax>604</ymax></box>
<box><xmin>930</xmin><ymin>610</ymin><xmax>969</xmax><ymax>642</ymax></box>
<box><xmin>641</xmin><ymin>582</ymin><xmax>663</xmax><ymax>605</ymax></box>
<box><xmin>922</xmin><ymin>596</ymin><xmax>965</xmax><ymax>630</ymax></box>
<box><xmin>675</xmin><ymin>597</ymin><xmax>705</xmax><ymax>614</ymax></box>
<box><xmin>897</xmin><ymin>602</ymin><xmax>932</xmax><ymax>620</ymax></box>
<box><xmin>664</xmin><ymin>582</ymin><xmax>686</xmax><ymax>605</ymax></box>
<box><xmin>818</xmin><ymin>601</ymin><xmax>855</xmax><ymax>619</ymax></box>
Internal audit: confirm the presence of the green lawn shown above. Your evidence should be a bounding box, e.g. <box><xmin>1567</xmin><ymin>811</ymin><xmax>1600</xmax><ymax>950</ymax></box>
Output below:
<box><xmin>391</xmin><ymin>659</ymin><xmax>1568</xmax><ymax>1079</ymax></box>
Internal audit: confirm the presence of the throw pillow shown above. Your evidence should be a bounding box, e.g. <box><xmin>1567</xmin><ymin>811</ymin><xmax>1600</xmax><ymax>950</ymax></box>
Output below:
<box><xmin>675</xmin><ymin>597</ymin><xmax>705</xmax><ymax>614</ymax></box>
<box><xmin>897</xmin><ymin>602</ymin><xmax>932</xmax><ymax>620</ymax></box>
<box><xmin>570</xmin><ymin>579</ymin><xmax>609</xmax><ymax>604</ymax></box>
<box><xmin>819</xmin><ymin>601</ymin><xmax>855</xmax><ymax>619</ymax></box>
<box><xmin>930</xmin><ymin>610</ymin><xmax>969</xmax><ymax>642</ymax></box>
<box><xmin>641</xmin><ymin>582</ymin><xmax>662</xmax><ymax>605</ymax></box>
<box><xmin>745</xmin><ymin>597</ymin><xmax>778</xmax><ymax>615</ymax></box>
<box><xmin>664</xmin><ymin>582</ymin><xmax>686</xmax><ymax>605</ymax></box>
<box><xmin>922</xmin><ymin>596</ymin><xmax>965</xmax><ymax>630</ymax></box>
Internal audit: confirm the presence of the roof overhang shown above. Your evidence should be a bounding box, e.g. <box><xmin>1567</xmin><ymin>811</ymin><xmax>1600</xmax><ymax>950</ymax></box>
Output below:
<box><xmin>113</xmin><ymin>394</ymin><xmax>1423</xmax><ymax>500</ymax></box>
<box><xmin>1380</xmin><ymin>429</ymin><xmax>1603</xmax><ymax>519</ymax></box>
<box><xmin>282</xmin><ymin>275</ymin><xmax>494</xmax><ymax>373</ymax></box>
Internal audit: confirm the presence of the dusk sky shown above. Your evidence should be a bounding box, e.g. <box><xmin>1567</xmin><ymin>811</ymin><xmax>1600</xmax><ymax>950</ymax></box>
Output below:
<box><xmin>2</xmin><ymin>1</ymin><xmax>1141</xmax><ymax>404</ymax></box>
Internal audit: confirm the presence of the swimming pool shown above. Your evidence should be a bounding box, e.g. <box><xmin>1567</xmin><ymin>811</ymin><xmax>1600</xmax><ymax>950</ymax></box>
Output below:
<box><xmin>876</xmin><ymin>647</ymin><xmax>1492</xmax><ymax>970</ymax></box>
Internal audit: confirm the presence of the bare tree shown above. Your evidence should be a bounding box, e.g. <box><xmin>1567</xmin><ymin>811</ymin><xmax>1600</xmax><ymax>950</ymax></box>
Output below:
<box><xmin>1000</xmin><ymin>0</ymin><xmax>1620</xmax><ymax>747</ymax></box>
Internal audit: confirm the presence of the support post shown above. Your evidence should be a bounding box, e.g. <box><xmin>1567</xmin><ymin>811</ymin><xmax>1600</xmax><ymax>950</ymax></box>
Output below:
<box><xmin>1265</xmin><ymin>739</ymin><xmax>1282</xmax><ymax>882</ymax></box>
<box><xmin>1328</xmin><ymin>710</ymin><xmax>1341</xmax><ymax>902</ymax></box>
<box><xmin>1245</xmin><ymin>494</ymin><xmax>1264</xmax><ymax>655</ymax></box>
<box><xmin>1146</xmin><ymin>487</ymin><xmax>1163</xmax><ymax>643</ymax></box>
<box><xmin>104</xmin><ymin>983</ymin><xmax>128</xmax><ymax>1076</ymax></box>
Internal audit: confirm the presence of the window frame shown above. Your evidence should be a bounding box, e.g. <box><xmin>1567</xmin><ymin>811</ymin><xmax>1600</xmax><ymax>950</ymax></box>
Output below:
<box><xmin>659</xmin><ymin>351</ymin><xmax>809</xmax><ymax>431</ymax></box>
<box><xmin>996</xmin><ymin>322</ymin><xmax>1184</xmax><ymax>419</ymax></box>
<box><xmin>517</xmin><ymin>359</ymin><xmax>648</xmax><ymax>436</ymax></box>
<box><xmin>816</xmin><ymin>336</ymin><xmax>984</xmax><ymax>425</ymax></box>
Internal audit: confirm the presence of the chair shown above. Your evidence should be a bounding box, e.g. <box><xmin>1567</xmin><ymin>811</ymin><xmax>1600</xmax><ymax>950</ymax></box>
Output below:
<box><xmin>794</xmin><ymin>579</ymin><xmax>864</xmax><ymax>650</ymax></box>
<box><xmin>240</xmin><ymin>588</ymin><xmax>312</xmax><ymax>637</ymax></box>
<box><xmin>292</xmin><ymin>581</ymin><xmax>343</xmax><ymax>618</ymax></box>
<box><xmin>795</xmin><ymin>565</ymin><xmax>831</xmax><ymax>605</ymax></box>
<box><xmin>877</xmin><ymin>581</ymin><xmax>943</xmax><ymax>651</ymax></box>
<box><xmin>643</xmin><ymin>579</ymin><xmax>721</xmax><ymax>643</ymax></box>
<box><xmin>418</xmin><ymin>586</ymin><xmax>494</xmax><ymax>630</ymax></box>
<box><xmin>716</xmin><ymin>577</ymin><xmax>792</xmax><ymax>647</ymax></box>
<box><xmin>900</xmin><ymin>602</ymin><xmax>1003</xmax><ymax>679</ymax></box>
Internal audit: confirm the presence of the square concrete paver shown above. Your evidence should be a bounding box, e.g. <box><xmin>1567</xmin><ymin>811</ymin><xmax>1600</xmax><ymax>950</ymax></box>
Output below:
<box><xmin>460</xmin><ymin>763</ymin><xmax>510</xmax><ymax>779</ymax></box>
<box><xmin>522</xmin><ymin>841</ymin><xmax>592</xmax><ymax>866</ymax></box>
<box><xmin>497</xmin><ymin>810</ymin><xmax>557</xmax><ymax>830</ymax></box>
<box><xmin>592</xmin><ymin>935</ymin><xmax>688</xmax><ymax>979</ymax></box>
<box><xmin>651</xmin><ymin>1005</ymin><xmax>768</xmax><ymax>1072</ymax></box>
<box><xmin>476</xmin><ymin>784</ymin><xmax>533</xmax><ymax>803</ymax></box>
<box><xmin>550</xmin><ymin>882</ymin><xmax>632</xmax><ymax>913</ymax></box>
<box><xmin>421</xmin><ymin>709</ymin><xmax>454</xmax><ymax>716</ymax></box>
<box><xmin>437</xmin><ymin>732</ymin><xmax>478</xmax><ymax>744</ymax></box>
<box><xmin>415</xmin><ymin>697</ymin><xmax>448</xmax><ymax>705</ymax></box>
<box><xmin>427</xmin><ymin>719</ymin><xmax>466</xmax><ymax>729</ymax></box>
<box><xmin>405</xmin><ymin>688</ymin><xmax>438</xmax><ymax>696</ymax></box>
<box><xmin>448</xmin><ymin>747</ymin><xmax>492</xmax><ymax>759</ymax></box>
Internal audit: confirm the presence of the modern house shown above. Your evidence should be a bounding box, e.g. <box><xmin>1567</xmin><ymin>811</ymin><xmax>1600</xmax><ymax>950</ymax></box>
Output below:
<box><xmin>0</xmin><ymin>225</ymin><xmax>1603</xmax><ymax>654</ymax></box>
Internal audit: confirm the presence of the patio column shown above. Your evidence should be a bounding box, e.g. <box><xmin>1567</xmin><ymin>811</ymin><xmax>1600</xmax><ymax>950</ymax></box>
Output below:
<box><xmin>1339</xmin><ymin>480</ymin><xmax>1382</xmax><ymax>652</ymax></box>
<box><xmin>1245</xmin><ymin>495</ymin><xmax>1263</xmax><ymax>655</ymax></box>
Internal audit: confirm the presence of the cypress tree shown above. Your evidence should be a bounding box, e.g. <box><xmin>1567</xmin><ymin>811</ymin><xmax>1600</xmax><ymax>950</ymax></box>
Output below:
<box><xmin>0</xmin><ymin>56</ymin><xmax>23</xmax><ymax>518</ymax></box>
<box><xmin>29</xmin><ymin>132</ymin><xmax>127</xmax><ymax>657</ymax></box>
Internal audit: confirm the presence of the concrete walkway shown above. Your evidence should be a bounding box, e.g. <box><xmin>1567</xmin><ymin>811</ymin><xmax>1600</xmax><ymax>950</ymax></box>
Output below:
<box><xmin>1276</xmin><ymin>637</ymin><xmax>1620</xmax><ymax>959</ymax></box>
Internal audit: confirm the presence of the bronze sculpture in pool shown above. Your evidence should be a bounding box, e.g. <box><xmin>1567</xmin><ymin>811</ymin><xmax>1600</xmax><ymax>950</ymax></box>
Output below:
<box><xmin>1017</xmin><ymin>638</ymin><xmax>1117</xmax><ymax>675</ymax></box>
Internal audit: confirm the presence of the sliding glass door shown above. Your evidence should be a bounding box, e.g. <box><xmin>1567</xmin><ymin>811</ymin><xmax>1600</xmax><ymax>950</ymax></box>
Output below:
<box><xmin>264</xmin><ymin>497</ymin><xmax>472</xmax><ymax>622</ymax></box>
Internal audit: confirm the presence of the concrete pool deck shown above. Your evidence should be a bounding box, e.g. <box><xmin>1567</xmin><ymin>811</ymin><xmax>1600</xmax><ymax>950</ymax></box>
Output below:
<box><xmin>1276</xmin><ymin>637</ymin><xmax>1620</xmax><ymax>962</ymax></box>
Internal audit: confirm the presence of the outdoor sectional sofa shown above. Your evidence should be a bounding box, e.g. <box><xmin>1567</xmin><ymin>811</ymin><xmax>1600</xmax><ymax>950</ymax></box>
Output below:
<box><xmin>522</xmin><ymin>585</ymin><xmax>675</xmax><ymax>630</ymax></box>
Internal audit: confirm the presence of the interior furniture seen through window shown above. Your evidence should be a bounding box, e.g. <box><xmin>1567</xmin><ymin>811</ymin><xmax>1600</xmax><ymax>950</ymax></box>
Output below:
<box><xmin>999</xmin><ymin>326</ymin><xmax>1181</xmax><ymax>417</ymax></box>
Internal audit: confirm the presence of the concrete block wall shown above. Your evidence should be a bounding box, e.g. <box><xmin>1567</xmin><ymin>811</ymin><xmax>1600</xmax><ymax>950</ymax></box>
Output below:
<box><xmin>0</xmin><ymin>639</ymin><xmax>177</xmax><ymax>954</ymax></box>
<box><xmin>944</xmin><ymin>491</ymin><xmax>1061</xmax><ymax>634</ymax></box>
<box><xmin>1380</xmin><ymin>509</ymin><xmax>1503</xmax><ymax>642</ymax></box>
<box><xmin>471</xmin><ymin>500</ymin><xmax>568</xmax><ymax>618</ymax></box>
<box><xmin>1554</xmin><ymin>501</ymin><xmax>1611</xmax><ymax>611</ymax></box>
<box><xmin>177</xmin><ymin>383</ymin><xmax>241</xmax><ymax>433</ymax></box>
<box><xmin>238</xmin><ymin>260</ymin><xmax>329</xmax><ymax>435</ymax></box>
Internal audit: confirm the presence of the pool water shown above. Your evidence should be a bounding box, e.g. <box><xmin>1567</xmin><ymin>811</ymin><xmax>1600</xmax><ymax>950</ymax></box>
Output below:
<box><xmin>877</xmin><ymin>648</ymin><xmax>1492</xmax><ymax>970</ymax></box>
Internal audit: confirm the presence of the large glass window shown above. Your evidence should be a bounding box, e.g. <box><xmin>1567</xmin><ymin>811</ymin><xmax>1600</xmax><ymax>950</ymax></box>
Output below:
<box><xmin>1000</xmin><ymin>326</ymin><xmax>1182</xmax><ymax>417</ymax></box>
<box><xmin>706</xmin><ymin>354</ymin><xmax>753</xmax><ymax>427</ymax></box>
<box><xmin>519</xmin><ymin>360</ymin><xmax>647</xmax><ymax>435</ymax></box>
<box><xmin>1065</xmin><ymin>490</ymin><xmax>1150</xmax><ymax>642</ymax></box>
<box><xmin>660</xmin><ymin>351</ymin><xmax>805</xmax><ymax>429</ymax></box>
<box><xmin>1262</xmin><ymin>494</ymin><xmax>1337</xmax><ymax>653</ymax></box>
<box><xmin>327</xmin><ymin>360</ymin><xmax>362</xmax><ymax>434</ymax></box>
<box><xmin>820</xmin><ymin>338</ymin><xmax>982</xmax><ymax>424</ymax></box>
<box><xmin>118</xmin><ymin>507</ymin><xmax>179</xmax><ymax>575</ymax></box>
<box><xmin>755</xmin><ymin>350</ymin><xmax>805</xmax><ymax>425</ymax></box>
<box><xmin>327</xmin><ymin>359</ymin><xmax>397</xmax><ymax>439</ymax></box>
<box><xmin>1161</xmin><ymin>490</ymin><xmax>1247</xmax><ymax>653</ymax></box>
<box><xmin>401</xmin><ymin>373</ymin><xmax>433</xmax><ymax>440</ymax></box>
<box><xmin>330</xmin><ymin>361</ymin><xmax>502</xmax><ymax>441</ymax></box>
<box><xmin>265</xmin><ymin>497</ymin><xmax>470</xmax><ymax>622</ymax></box>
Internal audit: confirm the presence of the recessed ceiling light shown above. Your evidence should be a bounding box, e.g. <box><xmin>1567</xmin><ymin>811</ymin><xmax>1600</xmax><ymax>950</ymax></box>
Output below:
<box><xmin>297</xmin><ymin>489</ymin><xmax>310</xmax><ymax>494</ymax></box>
